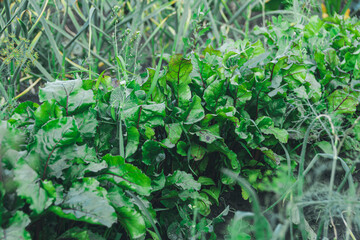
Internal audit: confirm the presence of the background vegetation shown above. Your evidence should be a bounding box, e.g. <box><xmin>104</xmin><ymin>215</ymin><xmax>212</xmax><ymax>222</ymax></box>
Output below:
<box><xmin>1</xmin><ymin>0</ymin><xmax>360</xmax><ymax>239</ymax></box>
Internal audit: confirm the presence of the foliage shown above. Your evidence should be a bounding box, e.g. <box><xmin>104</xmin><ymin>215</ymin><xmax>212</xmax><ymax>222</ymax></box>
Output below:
<box><xmin>2</xmin><ymin>2</ymin><xmax>360</xmax><ymax>239</ymax></box>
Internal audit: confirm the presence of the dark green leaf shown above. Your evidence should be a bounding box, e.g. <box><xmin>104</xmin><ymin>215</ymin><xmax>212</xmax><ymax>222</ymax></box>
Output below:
<box><xmin>50</xmin><ymin>178</ymin><xmax>117</xmax><ymax>227</ymax></box>
<box><xmin>184</xmin><ymin>95</ymin><xmax>205</xmax><ymax>124</ymax></box>
<box><xmin>125</xmin><ymin>126</ymin><xmax>140</xmax><ymax>158</ymax></box>
<box><xmin>108</xmin><ymin>187</ymin><xmax>146</xmax><ymax>239</ymax></box>
<box><xmin>101</xmin><ymin>154</ymin><xmax>152</xmax><ymax>196</ymax></box>
<box><xmin>142</xmin><ymin>140</ymin><xmax>165</xmax><ymax>165</ymax></box>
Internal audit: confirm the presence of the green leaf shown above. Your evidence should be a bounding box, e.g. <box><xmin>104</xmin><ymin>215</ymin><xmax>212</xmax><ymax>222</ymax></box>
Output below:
<box><xmin>255</xmin><ymin>116</ymin><xmax>274</xmax><ymax>130</ymax></box>
<box><xmin>108</xmin><ymin>187</ymin><xmax>146</xmax><ymax>239</ymax></box>
<box><xmin>74</xmin><ymin>109</ymin><xmax>98</xmax><ymax>139</ymax></box>
<box><xmin>258</xmin><ymin>147</ymin><xmax>281</xmax><ymax>166</ymax></box>
<box><xmin>0</xmin><ymin>211</ymin><xmax>31</xmax><ymax>240</ymax></box>
<box><xmin>195</xmin><ymin>129</ymin><xmax>222</xmax><ymax>144</ymax></box>
<box><xmin>202</xmin><ymin>186</ymin><xmax>220</xmax><ymax>206</ymax></box>
<box><xmin>234</xmin><ymin>84</ymin><xmax>252</xmax><ymax>107</ymax></box>
<box><xmin>166</xmin><ymin>170</ymin><xmax>201</xmax><ymax>191</ymax></box>
<box><xmin>123</xmin><ymin>103</ymin><xmax>166</xmax><ymax>128</ymax></box>
<box><xmin>328</xmin><ymin>89</ymin><xmax>359</xmax><ymax>114</ymax></box>
<box><xmin>203</xmin><ymin>79</ymin><xmax>226</xmax><ymax>111</ymax></box>
<box><xmin>209</xmin><ymin>141</ymin><xmax>239</xmax><ymax>170</ymax></box>
<box><xmin>27</xmin><ymin>117</ymin><xmax>81</xmax><ymax>178</ymax></box>
<box><xmin>184</xmin><ymin>95</ymin><xmax>205</xmax><ymax>124</ymax></box>
<box><xmin>262</xmin><ymin>127</ymin><xmax>289</xmax><ymax>143</ymax></box>
<box><xmin>191</xmin><ymin>144</ymin><xmax>207</xmax><ymax>161</ymax></box>
<box><xmin>125</xmin><ymin>126</ymin><xmax>140</xmax><ymax>158</ymax></box>
<box><xmin>195</xmin><ymin>193</ymin><xmax>212</xmax><ymax>216</ymax></box>
<box><xmin>34</xmin><ymin>100</ymin><xmax>62</xmax><ymax>129</ymax></box>
<box><xmin>58</xmin><ymin>227</ymin><xmax>106</xmax><ymax>240</ymax></box>
<box><xmin>142</xmin><ymin>68</ymin><xmax>166</xmax><ymax>103</ymax></box>
<box><xmin>151</xmin><ymin>171</ymin><xmax>166</xmax><ymax>192</ymax></box>
<box><xmin>39</xmin><ymin>80</ymin><xmax>95</xmax><ymax>115</ymax></box>
<box><xmin>255</xmin><ymin>116</ymin><xmax>288</xmax><ymax>143</ymax></box>
<box><xmin>101</xmin><ymin>154</ymin><xmax>152</xmax><ymax>196</ymax></box>
<box><xmin>197</xmin><ymin>177</ymin><xmax>215</xmax><ymax>186</ymax></box>
<box><xmin>50</xmin><ymin>178</ymin><xmax>117</xmax><ymax>227</ymax></box>
<box><xmin>176</xmin><ymin>141</ymin><xmax>188</xmax><ymax>156</ymax></box>
<box><xmin>14</xmin><ymin>159</ymin><xmax>53</xmax><ymax>214</ymax></box>
<box><xmin>162</xmin><ymin>123</ymin><xmax>182</xmax><ymax>148</ymax></box>
<box><xmin>166</xmin><ymin>54</ymin><xmax>193</xmax><ymax>86</ymax></box>
<box><xmin>142</xmin><ymin>140</ymin><xmax>165</xmax><ymax>165</ymax></box>
<box><xmin>315</xmin><ymin>141</ymin><xmax>334</xmax><ymax>155</ymax></box>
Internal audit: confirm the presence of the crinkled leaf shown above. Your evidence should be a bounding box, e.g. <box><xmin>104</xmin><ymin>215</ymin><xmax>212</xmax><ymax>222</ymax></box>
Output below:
<box><xmin>50</xmin><ymin>178</ymin><xmax>117</xmax><ymax>227</ymax></box>
<box><xmin>166</xmin><ymin>170</ymin><xmax>201</xmax><ymax>191</ymax></box>
<box><xmin>14</xmin><ymin>159</ymin><xmax>53</xmax><ymax>214</ymax></box>
<box><xmin>328</xmin><ymin>89</ymin><xmax>358</xmax><ymax>114</ymax></box>
<box><xmin>100</xmin><ymin>154</ymin><xmax>152</xmax><ymax>196</ymax></box>
<box><xmin>74</xmin><ymin>109</ymin><xmax>98</xmax><ymax>139</ymax></box>
<box><xmin>166</xmin><ymin>54</ymin><xmax>193</xmax><ymax>86</ymax></box>
<box><xmin>34</xmin><ymin>100</ymin><xmax>62</xmax><ymax>129</ymax></box>
<box><xmin>107</xmin><ymin>187</ymin><xmax>146</xmax><ymax>239</ymax></box>
<box><xmin>123</xmin><ymin>103</ymin><xmax>166</xmax><ymax>128</ymax></box>
<box><xmin>39</xmin><ymin>80</ymin><xmax>95</xmax><ymax>114</ymax></box>
<box><xmin>0</xmin><ymin>211</ymin><xmax>31</xmax><ymax>240</ymax></box>
<box><xmin>27</xmin><ymin>117</ymin><xmax>81</xmax><ymax>178</ymax></box>
<box><xmin>262</xmin><ymin>127</ymin><xmax>289</xmax><ymax>143</ymax></box>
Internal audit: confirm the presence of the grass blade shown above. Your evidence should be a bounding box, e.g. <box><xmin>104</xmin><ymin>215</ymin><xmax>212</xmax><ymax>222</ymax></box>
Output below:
<box><xmin>65</xmin><ymin>6</ymin><xmax>95</xmax><ymax>49</ymax></box>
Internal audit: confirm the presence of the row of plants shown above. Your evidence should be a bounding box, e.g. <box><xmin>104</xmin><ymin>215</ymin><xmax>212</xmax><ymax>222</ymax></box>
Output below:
<box><xmin>2</xmin><ymin>7</ymin><xmax>360</xmax><ymax>240</ymax></box>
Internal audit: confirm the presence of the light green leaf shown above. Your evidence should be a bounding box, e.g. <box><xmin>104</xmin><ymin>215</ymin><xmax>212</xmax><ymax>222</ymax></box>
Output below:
<box><xmin>262</xmin><ymin>127</ymin><xmax>289</xmax><ymax>143</ymax></box>
<box><xmin>74</xmin><ymin>109</ymin><xmax>98</xmax><ymax>139</ymax></box>
<box><xmin>166</xmin><ymin>54</ymin><xmax>193</xmax><ymax>86</ymax></box>
<box><xmin>166</xmin><ymin>170</ymin><xmax>201</xmax><ymax>191</ymax></box>
<box><xmin>14</xmin><ymin>159</ymin><xmax>53</xmax><ymax>214</ymax></box>
<box><xmin>39</xmin><ymin>80</ymin><xmax>95</xmax><ymax>115</ymax></box>
<box><xmin>328</xmin><ymin>89</ymin><xmax>358</xmax><ymax>114</ymax></box>
<box><xmin>0</xmin><ymin>212</ymin><xmax>31</xmax><ymax>240</ymax></box>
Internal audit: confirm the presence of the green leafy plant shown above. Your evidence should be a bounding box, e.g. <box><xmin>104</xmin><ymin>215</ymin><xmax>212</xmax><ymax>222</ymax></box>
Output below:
<box><xmin>3</xmin><ymin>6</ymin><xmax>360</xmax><ymax>239</ymax></box>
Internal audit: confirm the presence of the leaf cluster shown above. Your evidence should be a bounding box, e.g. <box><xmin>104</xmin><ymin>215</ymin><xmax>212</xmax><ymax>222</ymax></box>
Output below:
<box><xmin>2</xmin><ymin>13</ymin><xmax>360</xmax><ymax>240</ymax></box>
